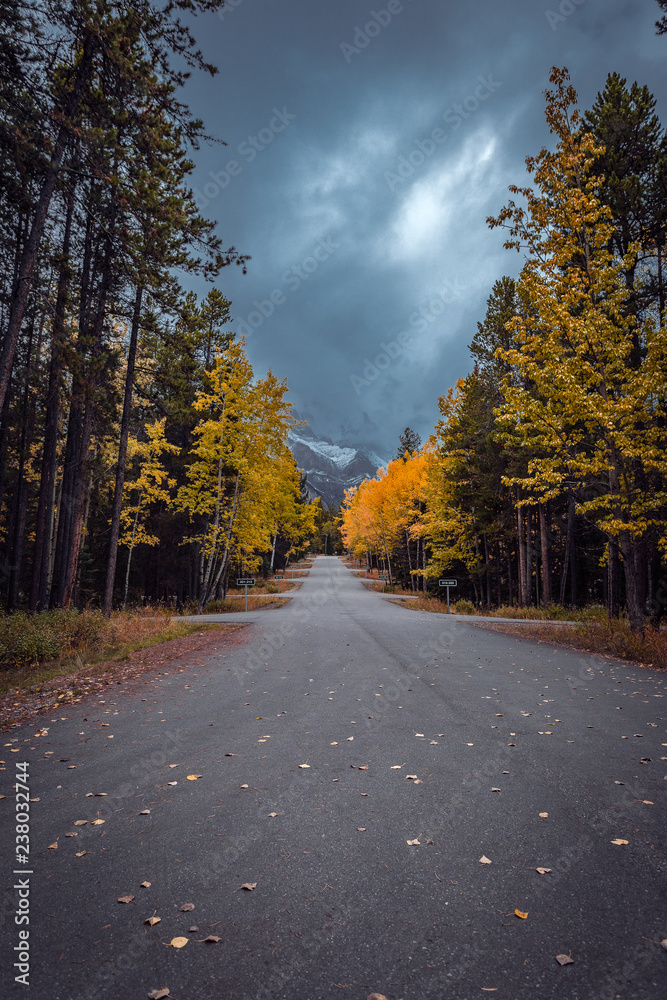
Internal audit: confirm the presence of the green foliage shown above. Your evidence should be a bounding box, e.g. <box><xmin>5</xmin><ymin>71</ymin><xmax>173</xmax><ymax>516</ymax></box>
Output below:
<box><xmin>0</xmin><ymin>609</ymin><xmax>106</xmax><ymax>669</ymax></box>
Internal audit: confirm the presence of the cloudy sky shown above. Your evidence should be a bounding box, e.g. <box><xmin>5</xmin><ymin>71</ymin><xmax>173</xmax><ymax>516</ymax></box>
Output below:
<box><xmin>182</xmin><ymin>0</ymin><xmax>666</xmax><ymax>460</ymax></box>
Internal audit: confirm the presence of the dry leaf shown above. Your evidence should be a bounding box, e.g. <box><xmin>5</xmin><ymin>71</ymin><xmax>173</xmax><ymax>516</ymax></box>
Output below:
<box><xmin>465</xmin><ymin>742</ymin><xmax>474</xmax><ymax>746</ymax></box>
<box><xmin>642</xmin><ymin>800</ymin><xmax>654</xmax><ymax>805</ymax></box>
<box><xmin>140</xmin><ymin>881</ymin><xmax>151</xmax><ymax>888</ymax></box>
<box><xmin>145</xmin><ymin>916</ymin><xmax>161</xmax><ymax>926</ymax></box>
<box><xmin>240</xmin><ymin>882</ymin><xmax>257</xmax><ymax>891</ymax></box>
<box><xmin>491</xmin><ymin>787</ymin><xmax>501</xmax><ymax>792</ymax></box>
<box><xmin>168</xmin><ymin>764</ymin><xmax>178</xmax><ymax>768</ymax></box>
<box><xmin>413</xmin><ymin>779</ymin><xmax>423</xmax><ymax>784</ymax></box>
<box><xmin>65</xmin><ymin>832</ymin><xmax>77</xmax><ymax>837</ymax></box>
<box><xmin>48</xmin><ymin>841</ymin><xmax>58</xmax><ymax>850</ymax></box>
<box><xmin>139</xmin><ymin>809</ymin><xmax>150</xmax><ymax>815</ymax></box>
<box><xmin>406</xmin><ymin>838</ymin><xmax>420</xmax><ymax>846</ymax></box>
<box><xmin>118</xmin><ymin>895</ymin><xmax>135</xmax><ymax>904</ymax></box>
<box><xmin>611</xmin><ymin>839</ymin><xmax>629</xmax><ymax>845</ymax></box>
<box><xmin>203</xmin><ymin>935</ymin><xmax>221</xmax><ymax>943</ymax></box>
<box><xmin>298</xmin><ymin>764</ymin><xmax>310</xmax><ymax>769</ymax></box>
<box><xmin>390</xmin><ymin>765</ymin><xmax>402</xmax><ymax>769</ymax></box>
<box><xmin>555</xmin><ymin>954</ymin><xmax>574</xmax><ymax>966</ymax></box>
<box><xmin>268</xmin><ymin>812</ymin><xmax>277</xmax><ymax>817</ymax></box>
<box><xmin>508</xmin><ymin>743</ymin><xmax>516</xmax><ymax>747</ymax></box>
<box><xmin>147</xmin><ymin>989</ymin><xmax>170</xmax><ymax>999</ymax></box>
<box><xmin>179</xmin><ymin>902</ymin><xmax>194</xmax><ymax>911</ymax></box>
<box><xmin>406</xmin><ymin>774</ymin><xmax>418</xmax><ymax>780</ymax></box>
<box><xmin>75</xmin><ymin>851</ymin><xmax>86</xmax><ymax>857</ymax></box>
<box><xmin>189</xmin><ymin>926</ymin><xmax>199</xmax><ymax>932</ymax></box>
<box><xmin>73</xmin><ymin>819</ymin><xmax>87</xmax><ymax>826</ymax></box>
<box><xmin>367</xmin><ymin>994</ymin><xmax>389</xmax><ymax>1000</ymax></box>
<box><xmin>539</xmin><ymin>812</ymin><xmax>548</xmax><ymax>818</ymax></box>
<box><xmin>535</xmin><ymin>867</ymin><xmax>552</xmax><ymax>875</ymax></box>
<box><xmin>661</xmin><ymin>940</ymin><xmax>667</xmax><ymax>951</ymax></box>
<box><xmin>358</xmin><ymin>765</ymin><xmax>369</xmax><ymax>770</ymax></box>
<box><xmin>330</xmin><ymin>741</ymin><xmax>338</xmax><ymax>745</ymax></box>
<box><xmin>479</xmin><ymin>855</ymin><xmax>492</xmax><ymax>864</ymax></box>
<box><xmin>91</xmin><ymin>818</ymin><xmax>105</xmax><ymax>825</ymax></box>
<box><xmin>346</xmin><ymin>737</ymin><xmax>354</xmax><ymax>741</ymax></box>
<box><xmin>357</xmin><ymin>827</ymin><xmax>366</xmax><ymax>832</ymax></box>
<box><xmin>514</xmin><ymin>909</ymin><xmax>528</xmax><ymax>919</ymax></box>
<box><xmin>168</xmin><ymin>937</ymin><xmax>188</xmax><ymax>948</ymax></box>
<box><xmin>240</xmin><ymin>784</ymin><xmax>249</xmax><ymax>789</ymax></box>
<box><xmin>186</xmin><ymin>774</ymin><xmax>202</xmax><ymax>781</ymax></box>
<box><xmin>167</xmin><ymin>781</ymin><xmax>177</xmax><ymax>786</ymax></box>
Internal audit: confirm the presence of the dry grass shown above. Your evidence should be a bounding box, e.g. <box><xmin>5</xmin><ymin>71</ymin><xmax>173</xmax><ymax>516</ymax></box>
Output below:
<box><xmin>482</xmin><ymin>618</ymin><xmax>667</xmax><ymax>671</ymax></box>
<box><xmin>200</xmin><ymin>595</ymin><xmax>290</xmax><ymax>614</ymax></box>
<box><xmin>223</xmin><ymin>580</ymin><xmax>301</xmax><ymax>595</ymax></box>
<box><xmin>0</xmin><ymin>607</ymin><xmax>236</xmax><ymax>699</ymax></box>
<box><xmin>361</xmin><ymin>580</ymin><xmax>416</xmax><ymax>596</ymax></box>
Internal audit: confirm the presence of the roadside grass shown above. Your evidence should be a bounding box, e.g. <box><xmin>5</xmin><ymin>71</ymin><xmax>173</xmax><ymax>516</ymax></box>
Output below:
<box><xmin>361</xmin><ymin>580</ymin><xmax>416</xmax><ymax>597</ymax></box>
<box><xmin>223</xmin><ymin>580</ymin><xmax>301</xmax><ymax>596</ymax></box>
<box><xmin>390</xmin><ymin>597</ymin><xmax>609</xmax><ymax>622</ymax></box>
<box><xmin>0</xmin><ymin>608</ymin><xmax>236</xmax><ymax>699</ymax></box>
<box><xmin>477</xmin><ymin>618</ymin><xmax>667</xmax><ymax>671</ymax></box>
<box><xmin>200</xmin><ymin>595</ymin><xmax>290</xmax><ymax>614</ymax></box>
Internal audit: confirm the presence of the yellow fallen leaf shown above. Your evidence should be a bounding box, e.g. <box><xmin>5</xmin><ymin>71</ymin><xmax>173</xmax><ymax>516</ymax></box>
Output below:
<box><xmin>539</xmin><ymin>812</ymin><xmax>548</xmax><ymax>818</ymax></box>
<box><xmin>611</xmin><ymin>839</ymin><xmax>629</xmax><ymax>845</ymax></box>
<box><xmin>168</xmin><ymin>937</ymin><xmax>188</xmax><ymax>948</ymax></box>
<box><xmin>48</xmin><ymin>841</ymin><xmax>58</xmax><ymax>850</ymax></box>
<box><xmin>642</xmin><ymin>800</ymin><xmax>654</xmax><ymax>805</ymax></box>
<box><xmin>91</xmin><ymin>819</ymin><xmax>105</xmax><ymax>825</ymax></box>
<box><xmin>75</xmin><ymin>851</ymin><xmax>86</xmax><ymax>857</ymax></box>
<box><xmin>406</xmin><ymin>838</ymin><xmax>420</xmax><ymax>846</ymax></box>
<box><xmin>514</xmin><ymin>909</ymin><xmax>528</xmax><ymax>919</ymax></box>
<box><xmin>73</xmin><ymin>819</ymin><xmax>87</xmax><ymax>826</ymax></box>
<box><xmin>186</xmin><ymin>774</ymin><xmax>202</xmax><ymax>781</ymax></box>
<box><xmin>145</xmin><ymin>916</ymin><xmax>161</xmax><ymax>926</ymax></box>
<box><xmin>140</xmin><ymin>881</ymin><xmax>151</xmax><ymax>888</ymax></box>
<box><xmin>479</xmin><ymin>855</ymin><xmax>492</xmax><ymax>864</ymax></box>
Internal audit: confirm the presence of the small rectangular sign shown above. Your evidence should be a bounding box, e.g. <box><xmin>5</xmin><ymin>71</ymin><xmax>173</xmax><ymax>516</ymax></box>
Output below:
<box><xmin>378</xmin><ymin>575</ymin><xmax>389</xmax><ymax>580</ymax></box>
<box><xmin>237</xmin><ymin>578</ymin><xmax>255</xmax><ymax>586</ymax></box>
<box><xmin>439</xmin><ymin>579</ymin><xmax>457</xmax><ymax>587</ymax></box>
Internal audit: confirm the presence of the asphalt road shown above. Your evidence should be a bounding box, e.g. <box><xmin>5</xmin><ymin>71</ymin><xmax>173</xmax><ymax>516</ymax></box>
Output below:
<box><xmin>1</xmin><ymin>556</ymin><xmax>665</xmax><ymax>1000</ymax></box>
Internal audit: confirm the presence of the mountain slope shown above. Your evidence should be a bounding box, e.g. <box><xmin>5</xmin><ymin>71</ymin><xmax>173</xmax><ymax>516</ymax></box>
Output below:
<box><xmin>288</xmin><ymin>428</ymin><xmax>385</xmax><ymax>508</ymax></box>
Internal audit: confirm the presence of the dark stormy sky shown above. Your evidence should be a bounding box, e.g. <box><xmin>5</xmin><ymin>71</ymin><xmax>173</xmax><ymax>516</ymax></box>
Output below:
<box><xmin>182</xmin><ymin>0</ymin><xmax>665</xmax><ymax>460</ymax></box>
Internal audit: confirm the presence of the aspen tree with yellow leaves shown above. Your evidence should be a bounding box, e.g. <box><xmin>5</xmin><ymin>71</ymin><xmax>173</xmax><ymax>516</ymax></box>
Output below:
<box><xmin>488</xmin><ymin>67</ymin><xmax>667</xmax><ymax>632</ymax></box>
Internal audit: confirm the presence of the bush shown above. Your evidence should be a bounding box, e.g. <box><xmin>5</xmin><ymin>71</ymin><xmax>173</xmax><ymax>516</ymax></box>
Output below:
<box><xmin>453</xmin><ymin>599</ymin><xmax>476</xmax><ymax>615</ymax></box>
<box><xmin>0</xmin><ymin>609</ymin><xmax>106</xmax><ymax>669</ymax></box>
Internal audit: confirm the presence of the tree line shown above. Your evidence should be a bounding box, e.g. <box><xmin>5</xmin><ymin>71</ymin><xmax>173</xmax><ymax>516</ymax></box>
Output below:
<box><xmin>0</xmin><ymin>0</ymin><xmax>318</xmax><ymax>614</ymax></box>
<box><xmin>342</xmin><ymin>69</ymin><xmax>667</xmax><ymax>633</ymax></box>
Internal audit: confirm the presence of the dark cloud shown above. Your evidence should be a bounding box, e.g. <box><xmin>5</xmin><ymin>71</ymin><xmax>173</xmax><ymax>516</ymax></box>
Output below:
<box><xmin>183</xmin><ymin>0</ymin><xmax>666</xmax><ymax>457</ymax></box>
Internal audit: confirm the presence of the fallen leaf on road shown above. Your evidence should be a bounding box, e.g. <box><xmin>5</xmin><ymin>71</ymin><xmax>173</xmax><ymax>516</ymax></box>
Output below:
<box><xmin>48</xmin><ymin>841</ymin><xmax>58</xmax><ymax>850</ymax></box>
<box><xmin>406</xmin><ymin>775</ymin><xmax>418</xmax><ymax>780</ymax></box>
<box><xmin>642</xmin><ymin>800</ymin><xmax>654</xmax><ymax>805</ymax></box>
<box><xmin>118</xmin><ymin>895</ymin><xmax>134</xmax><ymax>904</ymax></box>
<box><xmin>147</xmin><ymin>989</ymin><xmax>170</xmax><ymax>999</ymax></box>
<box><xmin>94</xmin><ymin>792</ymin><xmax>107</xmax><ymax>796</ymax></box>
<box><xmin>555</xmin><ymin>954</ymin><xmax>574</xmax><ymax>965</ymax></box>
<box><xmin>187</xmin><ymin>774</ymin><xmax>202</xmax><ymax>781</ymax></box>
<box><xmin>465</xmin><ymin>743</ymin><xmax>474</xmax><ymax>746</ymax></box>
<box><xmin>167</xmin><ymin>781</ymin><xmax>177</xmax><ymax>786</ymax></box>
<box><xmin>203</xmin><ymin>935</ymin><xmax>221</xmax><ymax>943</ymax></box>
<box><xmin>298</xmin><ymin>764</ymin><xmax>310</xmax><ymax>769</ymax></box>
<box><xmin>491</xmin><ymin>787</ymin><xmax>501</xmax><ymax>792</ymax></box>
<box><xmin>361</xmin><ymin>793</ymin><xmax>369</xmax><ymax>797</ymax></box>
<box><xmin>430</xmin><ymin>740</ymin><xmax>438</xmax><ymax>745</ymax></box>
<box><xmin>479</xmin><ymin>856</ymin><xmax>492</xmax><ymax>864</ymax></box>
<box><xmin>539</xmin><ymin>813</ymin><xmax>548</xmax><ymax>818</ymax></box>
<box><xmin>73</xmin><ymin>820</ymin><xmax>87</xmax><ymax>826</ymax></box>
<box><xmin>139</xmin><ymin>809</ymin><xmax>150</xmax><ymax>815</ymax></box>
<box><xmin>346</xmin><ymin>737</ymin><xmax>354</xmax><ymax>741</ymax></box>
<box><xmin>611</xmin><ymin>839</ymin><xmax>628</xmax><ymax>845</ymax></box>
<box><xmin>180</xmin><ymin>903</ymin><xmax>194</xmax><ymax>912</ymax></box>
<box><xmin>330</xmin><ymin>742</ymin><xmax>338</xmax><ymax>745</ymax></box>
<box><xmin>358</xmin><ymin>765</ymin><xmax>369</xmax><ymax>770</ymax></box>
<box><xmin>91</xmin><ymin>818</ymin><xmax>105</xmax><ymax>825</ymax></box>
<box><xmin>168</xmin><ymin>937</ymin><xmax>188</xmax><ymax>948</ymax></box>
<box><xmin>189</xmin><ymin>926</ymin><xmax>199</xmax><ymax>932</ymax></box>
<box><xmin>508</xmin><ymin>743</ymin><xmax>516</xmax><ymax>747</ymax></box>
<box><xmin>224</xmin><ymin>753</ymin><xmax>239</xmax><ymax>756</ymax></box>
<box><xmin>406</xmin><ymin>838</ymin><xmax>420</xmax><ymax>846</ymax></box>
<box><xmin>268</xmin><ymin>812</ymin><xmax>277</xmax><ymax>817</ymax></box>
<box><xmin>145</xmin><ymin>916</ymin><xmax>161</xmax><ymax>926</ymax></box>
<box><xmin>367</xmin><ymin>994</ymin><xmax>389</xmax><ymax>1000</ymax></box>
<box><xmin>357</xmin><ymin>827</ymin><xmax>366</xmax><ymax>832</ymax></box>
<box><xmin>240</xmin><ymin>882</ymin><xmax>257</xmax><ymax>891</ymax></box>
<box><xmin>240</xmin><ymin>784</ymin><xmax>249</xmax><ymax>789</ymax></box>
<box><xmin>614</xmin><ymin>781</ymin><xmax>624</xmax><ymax>785</ymax></box>
<box><xmin>413</xmin><ymin>779</ymin><xmax>423</xmax><ymax>784</ymax></box>
<box><xmin>514</xmin><ymin>909</ymin><xmax>528</xmax><ymax>919</ymax></box>
<box><xmin>140</xmin><ymin>881</ymin><xmax>151</xmax><ymax>888</ymax></box>
<box><xmin>75</xmin><ymin>851</ymin><xmax>86</xmax><ymax>857</ymax></box>
<box><xmin>65</xmin><ymin>832</ymin><xmax>77</xmax><ymax>837</ymax></box>
<box><xmin>390</xmin><ymin>765</ymin><xmax>402</xmax><ymax>769</ymax></box>
<box><xmin>415</xmin><ymin>733</ymin><xmax>424</xmax><ymax>737</ymax></box>
<box><xmin>169</xmin><ymin>764</ymin><xmax>178</xmax><ymax>768</ymax></box>
<box><xmin>661</xmin><ymin>940</ymin><xmax>667</xmax><ymax>951</ymax></box>
<box><xmin>535</xmin><ymin>867</ymin><xmax>552</xmax><ymax>875</ymax></box>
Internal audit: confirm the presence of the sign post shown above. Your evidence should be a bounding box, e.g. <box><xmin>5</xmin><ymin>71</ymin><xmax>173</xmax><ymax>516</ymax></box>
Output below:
<box><xmin>378</xmin><ymin>574</ymin><xmax>388</xmax><ymax>594</ymax></box>
<box><xmin>275</xmin><ymin>573</ymin><xmax>283</xmax><ymax>594</ymax></box>
<box><xmin>438</xmin><ymin>578</ymin><xmax>457</xmax><ymax>612</ymax></box>
<box><xmin>237</xmin><ymin>578</ymin><xmax>255</xmax><ymax>612</ymax></box>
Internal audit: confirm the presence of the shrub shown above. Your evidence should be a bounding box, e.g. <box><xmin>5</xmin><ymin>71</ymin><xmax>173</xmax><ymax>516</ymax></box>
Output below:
<box><xmin>453</xmin><ymin>599</ymin><xmax>476</xmax><ymax>615</ymax></box>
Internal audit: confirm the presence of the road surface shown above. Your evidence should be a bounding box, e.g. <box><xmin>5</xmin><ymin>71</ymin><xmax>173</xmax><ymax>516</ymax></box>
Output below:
<box><xmin>1</xmin><ymin>556</ymin><xmax>665</xmax><ymax>999</ymax></box>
